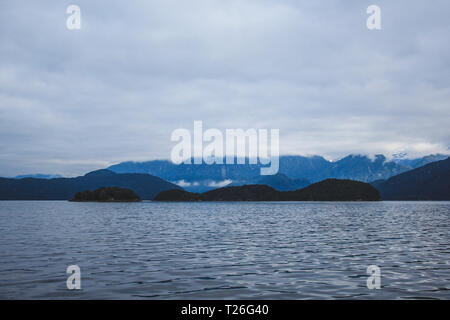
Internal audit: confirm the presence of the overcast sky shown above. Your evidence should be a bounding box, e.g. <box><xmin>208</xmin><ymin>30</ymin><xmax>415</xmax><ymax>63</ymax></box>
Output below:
<box><xmin>1</xmin><ymin>0</ymin><xmax>449</xmax><ymax>176</ymax></box>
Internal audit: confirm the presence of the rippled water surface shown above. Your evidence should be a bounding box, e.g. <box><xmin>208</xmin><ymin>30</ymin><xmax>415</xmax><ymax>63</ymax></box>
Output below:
<box><xmin>0</xmin><ymin>201</ymin><xmax>449</xmax><ymax>299</ymax></box>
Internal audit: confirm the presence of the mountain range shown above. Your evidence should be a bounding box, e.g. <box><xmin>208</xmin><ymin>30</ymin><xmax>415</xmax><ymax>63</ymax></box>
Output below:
<box><xmin>107</xmin><ymin>154</ymin><xmax>448</xmax><ymax>192</ymax></box>
<box><xmin>1</xmin><ymin>154</ymin><xmax>448</xmax><ymax>201</ymax></box>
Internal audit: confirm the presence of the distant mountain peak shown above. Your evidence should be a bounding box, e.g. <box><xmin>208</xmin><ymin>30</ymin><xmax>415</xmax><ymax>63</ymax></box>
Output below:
<box><xmin>392</xmin><ymin>152</ymin><xmax>408</xmax><ymax>159</ymax></box>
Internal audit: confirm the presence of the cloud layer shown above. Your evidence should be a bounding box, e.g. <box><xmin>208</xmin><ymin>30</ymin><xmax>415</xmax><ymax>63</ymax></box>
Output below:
<box><xmin>0</xmin><ymin>0</ymin><xmax>449</xmax><ymax>176</ymax></box>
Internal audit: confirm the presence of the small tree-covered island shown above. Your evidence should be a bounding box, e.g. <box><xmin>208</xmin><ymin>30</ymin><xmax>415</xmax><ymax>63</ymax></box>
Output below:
<box><xmin>154</xmin><ymin>179</ymin><xmax>381</xmax><ymax>202</ymax></box>
<box><xmin>70</xmin><ymin>187</ymin><xmax>141</xmax><ymax>202</ymax></box>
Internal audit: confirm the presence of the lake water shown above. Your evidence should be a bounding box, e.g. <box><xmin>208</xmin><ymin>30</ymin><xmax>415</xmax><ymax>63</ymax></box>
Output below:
<box><xmin>0</xmin><ymin>201</ymin><xmax>449</xmax><ymax>299</ymax></box>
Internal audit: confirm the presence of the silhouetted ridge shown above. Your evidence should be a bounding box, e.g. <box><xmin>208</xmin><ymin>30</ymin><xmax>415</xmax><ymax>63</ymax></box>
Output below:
<box><xmin>374</xmin><ymin>157</ymin><xmax>450</xmax><ymax>200</ymax></box>
<box><xmin>256</xmin><ymin>173</ymin><xmax>310</xmax><ymax>191</ymax></box>
<box><xmin>281</xmin><ymin>179</ymin><xmax>380</xmax><ymax>201</ymax></box>
<box><xmin>154</xmin><ymin>179</ymin><xmax>380</xmax><ymax>201</ymax></box>
<box><xmin>70</xmin><ymin>187</ymin><xmax>141</xmax><ymax>202</ymax></box>
<box><xmin>153</xmin><ymin>189</ymin><xmax>201</xmax><ymax>202</ymax></box>
<box><xmin>84</xmin><ymin>169</ymin><xmax>116</xmax><ymax>177</ymax></box>
<box><xmin>0</xmin><ymin>171</ymin><xmax>181</xmax><ymax>200</ymax></box>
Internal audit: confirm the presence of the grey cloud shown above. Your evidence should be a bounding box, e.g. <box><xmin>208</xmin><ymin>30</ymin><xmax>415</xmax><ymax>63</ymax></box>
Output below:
<box><xmin>0</xmin><ymin>0</ymin><xmax>449</xmax><ymax>176</ymax></box>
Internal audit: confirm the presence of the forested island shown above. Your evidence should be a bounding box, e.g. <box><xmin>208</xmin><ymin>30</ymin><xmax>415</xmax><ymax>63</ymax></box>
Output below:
<box><xmin>153</xmin><ymin>179</ymin><xmax>381</xmax><ymax>202</ymax></box>
<box><xmin>70</xmin><ymin>187</ymin><xmax>141</xmax><ymax>202</ymax></box>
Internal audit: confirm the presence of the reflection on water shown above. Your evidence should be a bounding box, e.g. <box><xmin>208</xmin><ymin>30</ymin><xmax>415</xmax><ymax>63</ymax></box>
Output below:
<box><xmin>0</xmin><ymin>201</ymin><xmax>449</xmax><ymax>299</ymax></box>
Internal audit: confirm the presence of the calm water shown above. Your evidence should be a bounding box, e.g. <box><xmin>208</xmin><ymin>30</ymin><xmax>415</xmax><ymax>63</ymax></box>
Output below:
<box><xmin>0</xmin><ymin>201</ymin><xmax>449</xmax><ymax>299</ymax></box>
